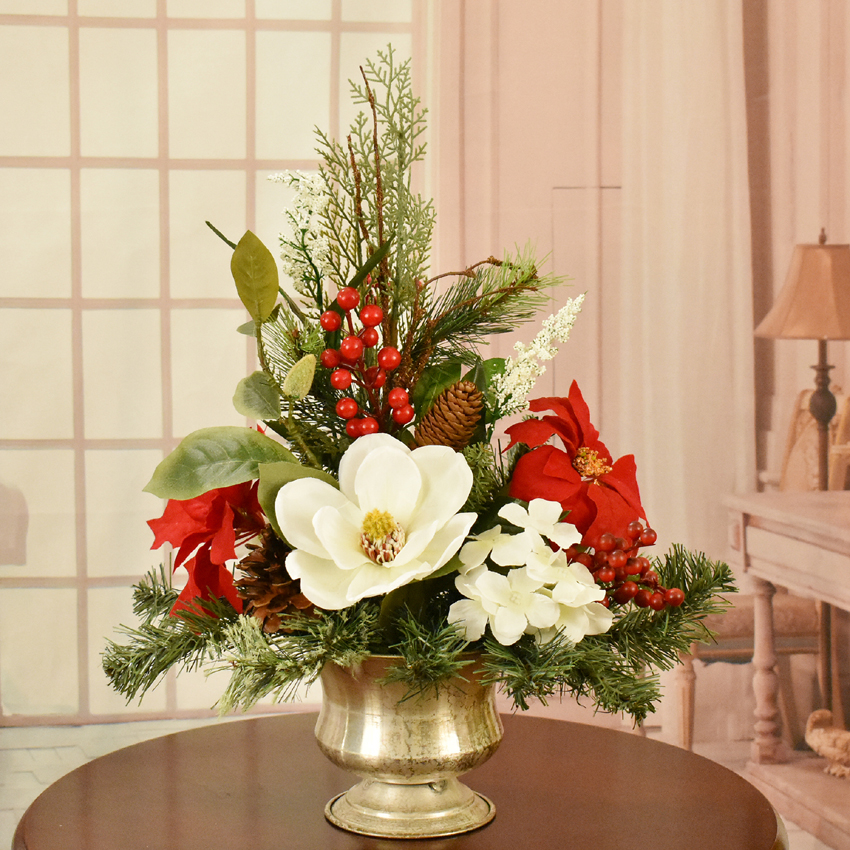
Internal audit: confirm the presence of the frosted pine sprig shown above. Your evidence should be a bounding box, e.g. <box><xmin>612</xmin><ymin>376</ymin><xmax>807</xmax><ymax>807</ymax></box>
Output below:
<box><xmin>493</xmin><ymin>294</ymin><xmax>585</xmax><ymax>416</ymax></box>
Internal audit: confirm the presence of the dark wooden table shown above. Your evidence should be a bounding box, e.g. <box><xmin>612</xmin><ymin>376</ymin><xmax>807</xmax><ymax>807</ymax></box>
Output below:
<box><xmin>13</xmin><ymin>713</ymin><xmax>787</xmax><ymax>850</ymax></box>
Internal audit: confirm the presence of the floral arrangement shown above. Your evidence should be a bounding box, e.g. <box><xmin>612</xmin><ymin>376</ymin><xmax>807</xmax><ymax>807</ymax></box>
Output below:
<box><xmin>104</xmin><ymin>48</ymin><xmax>732</xmax><ymax>721</ymax></box>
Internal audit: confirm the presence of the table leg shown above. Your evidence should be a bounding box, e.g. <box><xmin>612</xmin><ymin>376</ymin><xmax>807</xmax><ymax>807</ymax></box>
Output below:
<box><xmin>751</xmin><ymin>577</ymin><xmax>787</xmax><ymax>763</ymax></box>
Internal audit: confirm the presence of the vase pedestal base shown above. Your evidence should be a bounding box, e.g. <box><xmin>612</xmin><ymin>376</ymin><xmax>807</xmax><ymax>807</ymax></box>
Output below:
<box><xmin>324</xmin><ymin>777</ymin><xmax>495</xmax><ymax>838</ymax></box>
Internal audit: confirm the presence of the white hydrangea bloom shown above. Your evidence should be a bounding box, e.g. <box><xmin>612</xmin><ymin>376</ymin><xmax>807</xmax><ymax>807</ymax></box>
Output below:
<box><xmin>493</xmin><ymin>294</ymin><xmax>585</xmax><ymax>415</ymax></box>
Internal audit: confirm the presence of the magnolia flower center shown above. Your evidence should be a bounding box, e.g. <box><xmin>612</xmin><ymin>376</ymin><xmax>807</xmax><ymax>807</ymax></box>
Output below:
<box><xmin>360</xmin><ymin>508</ymin><xmax>406</xmax><ymax>565</ymax></box>
<box><xmin>573</xmin><ymin>446</ymin><xmax>612</xmax><ymax>478</ymax></box>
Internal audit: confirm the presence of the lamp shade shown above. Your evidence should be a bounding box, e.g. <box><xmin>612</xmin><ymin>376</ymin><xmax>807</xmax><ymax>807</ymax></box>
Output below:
<box><xmin>755</xmin><ymin>243</ymin><xmax>850</xmax><ymax>339</ymax></box>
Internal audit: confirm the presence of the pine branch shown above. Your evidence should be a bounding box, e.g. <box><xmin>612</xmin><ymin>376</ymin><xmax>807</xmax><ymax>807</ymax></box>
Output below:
<box><xmin>102</xmin><ymin>593</ymin><xmax>239</xmax><ymax>703</ymax></box>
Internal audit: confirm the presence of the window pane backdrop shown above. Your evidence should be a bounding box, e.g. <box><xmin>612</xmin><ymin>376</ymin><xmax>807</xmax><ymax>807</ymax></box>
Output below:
<box><xmin>0</xmin><ymin>0</ymin><xmax>428</xmax><ymax>724</ymax></box>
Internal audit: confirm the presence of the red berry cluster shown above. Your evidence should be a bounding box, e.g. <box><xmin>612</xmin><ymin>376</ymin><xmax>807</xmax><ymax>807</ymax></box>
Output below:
<box><xmin>565</xmin><ymin>521</ymin><xmax>685</xmax><ymax>612</ymax></box>
<box><xmin>319</xmin><ymin>285</ymin><xmax>415</xmax><ymax>438</ymax></box>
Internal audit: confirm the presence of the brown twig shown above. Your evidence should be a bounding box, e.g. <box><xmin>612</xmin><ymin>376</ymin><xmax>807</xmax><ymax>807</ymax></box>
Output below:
<box><xmin>347</xmin><ymin>135</ymin><xmax>371</xmax><ymax>251</ymax></box>
<box><xmin>423</xmin><ymin>257</ymin><xmax>503</xmax><ymax>287</ymax></box>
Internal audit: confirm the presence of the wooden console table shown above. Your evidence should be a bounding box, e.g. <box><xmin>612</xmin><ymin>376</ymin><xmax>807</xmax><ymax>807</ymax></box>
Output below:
<box><xmin>726</xmin><ymin>491</ymin><xmax>850</xmax><ymax>848</ymax></box>
<box><xmin>13</xmin><ymin>713</ymin><xmax>787</xmax><ymax>850</ymax></box>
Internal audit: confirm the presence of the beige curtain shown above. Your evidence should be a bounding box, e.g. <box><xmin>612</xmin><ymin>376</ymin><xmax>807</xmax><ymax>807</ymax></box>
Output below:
<box><xmin>618</xmin><ymin>0</ymin><xmax>756</xmax><ymax>558</ymax></box>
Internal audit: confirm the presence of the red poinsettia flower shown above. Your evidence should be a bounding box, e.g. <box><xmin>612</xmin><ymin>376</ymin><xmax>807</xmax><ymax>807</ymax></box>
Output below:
<box><xmin>148</xmin><ymin>481</ymin><xmax>266</xmax><ymax>616</ymax></box>
<box><xmin>505</xmin><ymin>381</ymin><xmax>645</xmax><ymax>545</ymax></box>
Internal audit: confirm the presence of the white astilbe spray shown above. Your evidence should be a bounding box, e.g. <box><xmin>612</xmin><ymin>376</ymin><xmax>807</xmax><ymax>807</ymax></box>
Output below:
<box><xmin>492</xmin><ymin>294</ymin><xmax>585</xmax><ymax>416</ymax></box>
<box><xmin>268</xmin><ymin>170</ymin><xmax>333</xmax><ymax>294</ymax></box>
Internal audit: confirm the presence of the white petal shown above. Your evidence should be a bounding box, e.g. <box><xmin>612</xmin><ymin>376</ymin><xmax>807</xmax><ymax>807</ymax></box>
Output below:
<box><xmin>490</xmin><ymin>530</ymin><xmax>535</xmax><ymax>566</ymax></box>
<box><xmin>276</xmin><ymin>478</ymin><xmax>349</xmax><ymax>558</ymax></box>
<box><xmin>491</xmin><ymin>607</ymin><xmax>527</xmax><ymax>645</ymax></box>
<box><xmin>285</xmin><ymin>550</ymin><xmax>357</xmax><ymax>610</ymax></box>
<box><xmin>415</xmin><ymin>512</ymin><xmax>477</xmax><ymax>572</ymax></box>
<box><xmin>344</xmin><ymin>559</ymin><xmax>432</xmax><ymax>602</ymax></box>
<box><xmin>389</xmin><ymin>521</ymin><xmax>438</xmax><ymax>567</ymax></box>
<box><xmin>583</xmin><ymin>602</ymin><xmax>614</xmax><ymax>635</ymax></box>
<box><xmin>547</xmin><ymin>521</ymin><xmax>582</xmax><ymax>550</ymax></box>
<box><xmin>476</xmin><ymin>571</ymin><xmax>513</xmax><ymax>607</ymax></box>
<box><xmin>527</xmin><ymin>498</ymin><xmax>564</xmax><ymax>531</ymax></box>
<box><xmin>338</xmin><ymin>433</ymin><xmax>408</xmax><ymax>501</ymax></box>
<box><xmin>312</xmin><ymin>506</ymin><xmax>370</xmax><ymax>571</ymax></box>
<box><xmin>407</xmin><ymin>445</ymin><xmax>473</xmax><ymax>533</ymax></box>
<box><xmin>524</xmin><ymin>593</ymin><xmax>561</xmax><ymax>629</ymax></box>
<box><xmin>552</xmin><ymin>607</ymin><xmax>591</xmax><ymax>643</ymax></box>
<box><xmin>507</xmin><ymin>567</ymin><xmax>546</xmax><ymax>594</ymax></box>
<box><xmin>497</xmin><ymin>501</ymin><xmax>530</xmax><ymax>529</ymax></box>
<box><xmin>353</xmin><ymin>445</ymin><xmax>421</xmax><ymax>524</ymax></box>
<box><xmin>447</xmin><ymin>599</ymin><xmax>489</xmax><ymax>641</ymax></box>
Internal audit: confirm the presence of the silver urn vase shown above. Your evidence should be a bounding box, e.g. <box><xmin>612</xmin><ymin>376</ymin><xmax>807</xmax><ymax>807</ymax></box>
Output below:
<box><xmin>314</xmin><ymin>655</ymin><xmax>503</xmax><ymax>838</ymax></box>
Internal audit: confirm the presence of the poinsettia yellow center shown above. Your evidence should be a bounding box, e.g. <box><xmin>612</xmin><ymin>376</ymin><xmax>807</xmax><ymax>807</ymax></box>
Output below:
<box><xmin>360</xmin><ymin>509</ymin><xmax>407</xmax><ymax>565</ymax></box>
<box><xmin>573</xmin><ymin>447</ymin><xmax>613</xmax><ymax>479</ymax></box>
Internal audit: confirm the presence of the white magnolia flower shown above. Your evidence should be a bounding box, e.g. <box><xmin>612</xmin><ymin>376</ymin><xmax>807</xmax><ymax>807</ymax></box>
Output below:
<box><xmin>447</xmin><ymin>566</ymin><xmax>560</xmax><ymax>646</ymax></box>
<box><xmin>275</xmin><ymin>434</ymin><xmax>476</xmax><ymax>609</ymax></box>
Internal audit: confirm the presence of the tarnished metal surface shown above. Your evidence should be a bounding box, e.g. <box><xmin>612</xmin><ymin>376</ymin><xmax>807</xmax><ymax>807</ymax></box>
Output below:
<box><xmin>315</xmin><ymin>656</ymin><xmax>503</xmax><ymax>838</ymax></box>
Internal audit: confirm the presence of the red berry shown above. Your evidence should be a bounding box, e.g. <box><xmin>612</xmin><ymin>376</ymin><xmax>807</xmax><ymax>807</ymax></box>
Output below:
<box><xmin>634</xmin><ymin>556</ymin><xmax>650</xmax><ymax>576</ymax></box>
<box><xmin>596</xmin><ymin>566</ymin><xmax>616</xmax><ymax>584</ymax></box>
<box><xmin>360</xmin><ymin>327</ymin><xmax>380</xmax><ymax>348</ymax></box>
<box><xmin>359</xmin><ymin>304</ymin><xmax>384</xmax><ymax>327</ymax></box>
<box><xmin>644</xmin><ymin>570</ymin><xmax>659</xmax><ymax>587</ymax></box>
<box><xmin>634</xmin><ymin>589</ymin><xmax>652</xmax><ymax>608</ymax></box>
<box><xmin>391</xmin><ymin>404</ymin><xmax>415</xmax><ymax>425</ymax></box>
<box><xmin>600</xmin><ymin>596</ymin><xmax>611</xmax><ymax>608</ymax></box>
<box><xmin>365</xmin><ymin>366</ymin><xmax>387</xmax><ymax>389</ymax></box>
<box><xmin>627</xmin><ymin>520</ymin><xmax>644</xmax><ymax>539</ymax></box>
<box><xmin>648</xmin><ymin>592</ymin><xmax>666</xmax><ymax>611</ymax></box>
<box><xmin>377</xmin><ymin>346</ymin><xmax>401</xmax><ymax>370</ymax></box>
<box><xmin>596</xmin><ymin>532</ymin><xmax>617</xmax><ymax>552</ymax></box>
<box><xmin>330</xmin><ymin>369</ymin><xmax>352</xmax><ymax>390</ymax></box>
<box><xmin>565</xmin><ymin>545</ymin><xmax>580</xmax><ymax>561</ymax></box>
<box><xmin>387</xmin><ymin>387</ymin><xmax>409</xmax><ymax>408</ymax></box>
<box><xmin>336</xmin><ymin>287</ymin><xmax>360</xmax><ymax>311</ymax></box>
<box><xmin>575</xmin><ymin>552</ymin><xmax>594</xmax><ymax>569</ymax></box>
<box><xmin>320</xmin><ymin>348</ymin><xmax>341</xmax><ymax>369</ymax></box>
<box><xmin>339</xmin><ymin>335</ymin><xmax>364</xmax><ymax>362</ymax></box>
<box><xmin>625</xmin><ymin>558</ymin><xmax>642</xmax><ymax>575</ymax></box>
<box><xmin>640</xmin><ymin>527</ymin><xmax>658</xmax><ymax>546</ymax></box>
<box><xmin>320</xmin><ymin>310</ymin><xmax>342</xmax><ymax>332</ymax></box>
<box><xmin>359</xmin><ymin>417</ymin><xmax>379</xmax><ymax>435</ymax></box>
<box><xmin>613</xmin><ymin>581</ymin><xmax>639</xmax><ymax>604</ymax></box>
<box><xmin>335</xmin><ymin>398</ymin><xmax>359</xmax><ymax>419</ymax></box>
<box><xmin>664</xmin><ymin>587</ymin><xmax>685</xmax><ymax>607</ymax></box>
<box><xmin>345</xmin><ymin>419</ymin><xmax>362</xmax><ymax>438</ymax></box>
<box><xmin>609</xmin><ymin>549</ymin><xmax>627</xmax><ymax>569</ymax></box>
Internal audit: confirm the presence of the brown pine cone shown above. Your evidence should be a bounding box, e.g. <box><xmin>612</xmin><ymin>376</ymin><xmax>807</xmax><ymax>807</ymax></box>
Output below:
<box><xmin>235</xmin><ymin>525</ymin><xmax>314</xmax><ymax>633</ymax></box>
<box><xmin>414</xmin><ymin>380</ymin><xmax>484</xmax><ymax>451</ymax></box>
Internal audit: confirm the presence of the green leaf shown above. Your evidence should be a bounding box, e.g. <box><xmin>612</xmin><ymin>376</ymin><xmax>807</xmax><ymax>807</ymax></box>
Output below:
<box><xmin>231</xmin><ymin>230</ymin><xmax>279</xmax><ymax>323</ymax></box>
<box><xmin>257</xmin><ymin>460</ymin><xmax>338</xmax><ymax>540</ymax></box>
<box><xmin>144</xmin><ymin>427</ymin><xmax>296</xmax><ymax>500</ymax></box>
<box><xmin>236</xmin><ymin>320</ymin><xmax>256</xmax><ymax>336</ymax></box>
<box><xmin>282</xmin><ymin>354</ymin><xmax>316</xmax><ymax>400</ymax></box>
<box><xmin>411</xmin><ymin>359</ymin><xmax>464</xmax><ymax>415</ymax></box>
<box><xmin>233</xmin><ymin>371</ymin><xmax>281</xmax><ymax>419</ymax></box>
<box><xmin>348</xmin><ymin>236</ymin><xmax>394</xmax><ymax>290</ymax></box>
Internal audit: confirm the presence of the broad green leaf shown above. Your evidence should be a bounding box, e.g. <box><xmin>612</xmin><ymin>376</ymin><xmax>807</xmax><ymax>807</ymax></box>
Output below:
<box><xmin>233</xmin><ymin>371</ymin><xmax>281</xmax><ymax>420</ymax></box>
<box><xmin>258</xmin><ymin>460</ymin><xmax>338</xmax><ymax>540</ymax></box>
<box><xmin>236</xmin><ymin>320</ymin><xmax>256</xmax><ymax>336</ymax></box>
<box><xmin>282</xmin><ymin>354</ymin><xmax>316</xmax><ymax>400</ymax></box>
<box><xmin>411</xmin><ymin>359</ymin><xmax>464</xmax><ymax>416</ymax></box>
<box><xmin>348</xmin><ymin>236</ymin><xmax>395</xmax><ymax>290</ymax></box>
<box><xmin>231</xmin><ymin>230</ymin><xmax>279</xmax><ymax>323</ymax></box>
<box><xmin>144</xmin><ymin>426</ymin><xmax>296</xmax><ymax>500</ymax></box>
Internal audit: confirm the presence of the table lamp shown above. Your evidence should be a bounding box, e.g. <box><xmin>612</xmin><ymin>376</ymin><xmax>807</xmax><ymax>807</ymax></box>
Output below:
<box><xmin>755</xmin><ymin>229</ymin><xmax>850</xmax><ymax>490</ymax></box>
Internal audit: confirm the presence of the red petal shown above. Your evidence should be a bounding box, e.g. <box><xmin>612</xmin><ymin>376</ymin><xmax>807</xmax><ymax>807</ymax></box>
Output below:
<box><xmin>504</xmin><ymin>418</ymin><xmax>559</xmax><ymax>450</ymax></box>
<box><xmin>509</xmin><ymin>445</ymin><xmax>581</xmax><ymax>504</ymax></box>
<box><xmin>209</xmin><ymin>503</ymin><xmax>238</xmax><ymax>565</ymax></box>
